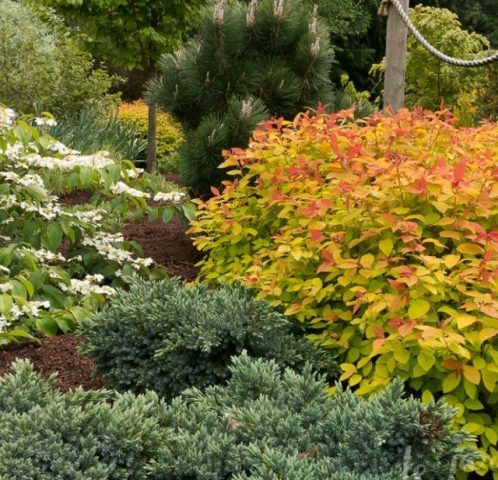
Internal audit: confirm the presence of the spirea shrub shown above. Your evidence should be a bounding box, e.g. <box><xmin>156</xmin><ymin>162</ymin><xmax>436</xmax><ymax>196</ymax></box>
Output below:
<box><xmin>191</xmin><ymin>108</ymin><xmax>498</xmax><ymax>476</ymax></box>
<box><xmin>79</xmin><ymin>277</ymin><xmax>335</xmax><ymax>399</ymax></box>
<box><xmin>0</xmin><ymin>106</ymin><xmax>193</xmax><ymax>343</ymax></box>
<box><xmin>0</xmin><ymin>359</ymin><xmax>168</xmax><ymax>480</ymax></box>
<box><xmin>0</xmin><ymin>356</ymin><xmax>476</xmax><ymax>480</ymax></box>
<box><xmin>117</xmin><ymin>100</ymin><xmax>183</xmax><ymax>160</ymax></box>
<box><xmin>151</xmin><ymin>354</ymin><xmax>477</xmax><ymax>479</ymax></box>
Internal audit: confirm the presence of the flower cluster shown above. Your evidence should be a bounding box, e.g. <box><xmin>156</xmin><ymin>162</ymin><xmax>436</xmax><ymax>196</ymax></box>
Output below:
<box><xmin>0</xmin><ymin>105</ymin><xmax>192</xmax><ymax>343</ymax></box>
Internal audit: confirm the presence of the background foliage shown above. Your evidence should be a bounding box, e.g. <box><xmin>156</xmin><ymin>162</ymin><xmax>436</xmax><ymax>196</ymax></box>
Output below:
<box><xmin>117</xmin><ymin>101</ymin><xmax>183</xmax><ymax>161</ymax></box>
<box><xmin>148</xmin><ymin>0</ymin><xmax>337</xmax><ymax>194</ymax></box>
<box><xmin>404</xmin><ymin>6</ymin><xmax>491</xmax><ymax>122</ymax></box>
<box><xmin>0</xmin><ymin>0</ymin><xmax>117</xmax><ymax>117</ymax></box>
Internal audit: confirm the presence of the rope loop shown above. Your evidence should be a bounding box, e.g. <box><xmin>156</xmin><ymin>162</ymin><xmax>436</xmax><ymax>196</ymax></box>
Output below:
<box><xmin>384</xmin><ymin>0</ymin><xmax>498</xmax><ymax>67</ymax></box>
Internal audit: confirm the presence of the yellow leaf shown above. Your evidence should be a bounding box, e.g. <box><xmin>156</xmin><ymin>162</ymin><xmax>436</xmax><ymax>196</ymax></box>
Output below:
<box><xmin>408</xmin><ymin>299</ymin><xmax>430</xmax><ymax>320</ymax></box>
<box><xmin>379</xmin><ymin>238</ymin><xmax>393</xmax><ymax>257</ymax></box>
<box><xmin>486</xmin><ymin>428</ymin><xmax>498</xmax><ymax>446</ymax></box>
<box><xmin>455</xmin><ymin>314</ymin><xmax>477</xmax><ymax>329</ymax></box>
<box><xmin>359</xmin><ymin>253</ymin><xmax>375</xmax><ymax>269</ymax></box>
<box><xmin>457</xmin><ymin>243</ymin><xmax>483</xmax><ymax>255</ymax></box>
<box><xmin>465</xmin><ymin>422</ymin><xmax>486</xmax><ymax>435</ymax></box>
<box><xmin>482</xmin><ymin>369</ymin><xmax>497</xmax><ymax>393</ymax></box>
<box><xmin>443</xmin><ymin>254</ymin><xmax>461</xmax><ymax>268</ymax></box>
<box><xmin>421</xmin><ymin>390</ymin><xmax>433</xmax><ymax>404</ymax></box>
<box><xmin>349</xmin><ymin>374</ymin><xmax>362</xmax><ymax>386</ymax></box>
<box><xmin>339</xmin><ymin>363</ymin><xmax>357</xmax><ymax>382</ymax></box>
<box><xmin>481</xmin><ymin>328</ymin><xmax>498</xmax><ymax>342</ymax></box>
<box><xmin>463</xmin><ymin>365</ymin><xmax>481</xmax><ymax>385</ymax></box>
<box><xmin>393</xmin><ymin>346</ymin><xmax>410</xmax><ymax>364</ymax></box>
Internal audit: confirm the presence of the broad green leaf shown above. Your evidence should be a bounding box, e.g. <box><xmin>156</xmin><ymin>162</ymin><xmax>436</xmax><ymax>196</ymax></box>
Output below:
<box><xmin>408</xmin><ymin>299</ymin><xmax>430</xmax><ymax>320</ymax></box>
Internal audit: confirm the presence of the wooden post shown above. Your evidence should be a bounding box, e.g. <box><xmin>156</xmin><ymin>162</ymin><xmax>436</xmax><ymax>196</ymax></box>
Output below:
<box><xmin>382</xmin><ymin>0</ymin><xmax>409</xmax><ymax>112</ymax></box>
<box><xmin>146</xmin><ymin>102</ymin><xmax>157</xmax><ymax>173</ymax></box>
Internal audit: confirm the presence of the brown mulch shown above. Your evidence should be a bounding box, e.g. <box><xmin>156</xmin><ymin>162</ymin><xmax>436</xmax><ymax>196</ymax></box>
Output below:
<box><xmin>59</xmin><ymin>190</ymin><xmax>94</xmax><ymax>206</ymax></box>
<box><xmin>122</xmin><ymin>215</ymin><xmax>202</xmax><ymax>281</ymax></box>
<box><xmin>0</xmin><ymin>334</ymin><xmax>103</xmax><ymax>392</ymax></box>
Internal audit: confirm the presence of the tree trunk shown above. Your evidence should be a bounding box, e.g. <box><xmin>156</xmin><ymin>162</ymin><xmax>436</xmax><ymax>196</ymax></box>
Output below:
<box><xmin>146</xmin><ymin>101</ymin><xmax>157</xmax><ymax>172</ymax></box>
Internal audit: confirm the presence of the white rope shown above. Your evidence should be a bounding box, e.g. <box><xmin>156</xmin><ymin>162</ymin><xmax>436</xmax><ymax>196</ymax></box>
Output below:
<box><xmin>381</xmin><ymin>0</ymin><xmax>498</xmax><ymax>67</ymax></box>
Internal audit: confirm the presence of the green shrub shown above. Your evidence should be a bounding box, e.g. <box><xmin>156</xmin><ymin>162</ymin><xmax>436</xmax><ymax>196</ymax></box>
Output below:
<box><xmin>190</xmin><ymin>108</ymin><xmax>498</xmax><ymax>476</ymax></box>
<box><xmin>151</xmin><ymin>354</ymin><xmax>477</xmax><ymax>479</ymax></box>
<box><xmin>0</xmin><ymin>0</ymin><xmax>118</xmax><ymax>116</ymax></box>
<box><xmin>0</xmin><ymin>356</ymin><xmax>477</xmax><ymax>479</ymax></box>
<box><xmin>49</xmin><ymin>109</ymin><xmax>147</xmax><ymax>161</ymax></box>
<box><xmin>0</xmin><ymin>359</ymin><xmax>167</xmax><ymax>480</ymax></box>
<box><xmin>79</xmin><ymin>277</ymin><xmax>335</xmax><ymax>399</ymax></box>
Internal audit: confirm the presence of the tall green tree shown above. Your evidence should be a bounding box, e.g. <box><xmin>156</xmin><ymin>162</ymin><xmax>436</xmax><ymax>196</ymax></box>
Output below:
<box><xmin>31</xmin><ymin>0</ymin><xmax>206</xmax><ymax>171</ymax></box>
<box><xmin>148</xmin><ymin>0</ymin><xmax>339</xmax><ymax>195</ymax></box>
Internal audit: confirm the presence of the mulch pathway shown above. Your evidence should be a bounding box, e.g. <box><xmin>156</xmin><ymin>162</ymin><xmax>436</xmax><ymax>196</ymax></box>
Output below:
<box><xmin>0</xmin><ymin>182</ymin><xmax>203</xmax><ymax>391</ymax></box>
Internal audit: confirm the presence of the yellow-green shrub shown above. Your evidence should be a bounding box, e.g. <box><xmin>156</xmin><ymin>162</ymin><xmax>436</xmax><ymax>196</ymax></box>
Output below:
<box><xmin>190</xmin><ymin>108</ymin><xmax>498</xmax><ymax>477</ymax></box>
<box><xmin>117</xmin><ymin>100</ymin><xmax>183</xmax><ymax>159</ymax></box>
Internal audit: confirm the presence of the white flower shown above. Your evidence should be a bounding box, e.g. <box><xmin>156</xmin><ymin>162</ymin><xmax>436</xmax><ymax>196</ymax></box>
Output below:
<box><xmin>111</xmin><ymin>181</ymin><xmax>151</xmax><ymax>198</ymax></box>
<box><xmin>124</xmin><ymin>168</ymin><xmax>143</xmax><ymax>179</ymax></box>
<box><xmin>0</xmin><ymin>283</ymin><xmax>12</xmax><ymax>293</ymax></box>
<box><xmin>35</xmin><ymin>117</ymin><xmax>57</xmax><ymax>127</ymax></box>
<box><xmin>153</xmin><ymin>191</ymin><xmax>186</xmax><ymax>203</ymax></box>
<box><xmin>0</xmin><ymin>107</ymin><xmax>17</xmax><ymax>128</ymax></box>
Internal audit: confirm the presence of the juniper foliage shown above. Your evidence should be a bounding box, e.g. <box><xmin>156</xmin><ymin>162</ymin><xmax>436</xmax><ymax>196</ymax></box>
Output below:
<box><xmin>79</xmin><ymin>277</ymin><xmax>335</xmax><ymax>399</ymax></box>
<box><xmin>0</xmin><ymin>359</ymin><xmax>168</xmax><ymax>480</ymax></box>
<box><xmin>0</xmin><ymin>356</ymin><xmax>477</xmax><ymax>480</ymax></box>
<box><xmin>151</xmin><ymin>354</ymin><xmax>478</xmax><ymax>479</ymax></box>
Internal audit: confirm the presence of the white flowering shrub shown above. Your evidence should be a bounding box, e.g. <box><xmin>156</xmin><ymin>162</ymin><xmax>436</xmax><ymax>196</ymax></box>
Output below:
<box><xmin>0</xmin><ymin>106</ymin><xmax>193</xmax><ymax>343</ymax></box>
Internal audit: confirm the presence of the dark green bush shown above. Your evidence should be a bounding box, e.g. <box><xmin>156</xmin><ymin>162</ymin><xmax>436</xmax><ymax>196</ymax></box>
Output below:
<box><xmin>152</xmin><ymin>354</ymin><xmax>478</xmax><ymax>479</ymax></box>
<box><xmin>148</xmin><ymin>0</ymin><xmax>336</xmax><ymax>195</ymax></box>
<box><xmin>79</xmin><ymin>277</ymin><xmax>335</xmax><ymax>399</ymax></box>
<box><xmin>0</xmin><ymin>359</ymin><xmax>167</xmax><ymax>480</ymax></box>
<box><xmin>0</xmin><ymin>356</ymin><xmax>477</xmax><ymax>480</ymax></box>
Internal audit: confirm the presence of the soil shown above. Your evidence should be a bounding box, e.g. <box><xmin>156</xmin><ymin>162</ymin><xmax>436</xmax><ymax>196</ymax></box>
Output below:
<box><xmin>0</xmin><ymin>334</ymin><xmax>103</xmax><ymax>391</ymax></box>
<box><xmin>122</xmin><ymin>215</ymin><xmax>202</xmax><ymax>281</ymax></box>
<box><xmin>59</xmin><ymin>190</ymin><xmax>94</xmax><ymax>206</ymax></box>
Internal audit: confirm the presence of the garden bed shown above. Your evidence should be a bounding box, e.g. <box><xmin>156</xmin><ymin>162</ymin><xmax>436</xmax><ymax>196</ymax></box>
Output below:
<box><xmin>0</xmin><ymin>214</ymin><xmax>200</xmax><ymax>390</ymax></box>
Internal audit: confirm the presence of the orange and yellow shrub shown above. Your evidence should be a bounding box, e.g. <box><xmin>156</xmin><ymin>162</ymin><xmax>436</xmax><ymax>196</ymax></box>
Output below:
<box><xmin>117</xmin><ymin>100</ymin><xmax>183</xmax><ymax>158</ymax></box>
<box><xmin>191</xmin><ymin>108</ymin><xmax>498</xmax><ymax>477</ymax></box>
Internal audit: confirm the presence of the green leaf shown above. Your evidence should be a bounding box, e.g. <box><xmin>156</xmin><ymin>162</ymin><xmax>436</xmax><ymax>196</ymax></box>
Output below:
<box><xmin>162</xmin><ymin>206</ymin><xmax>174</xmax><ymax>223</ymax></box>
<box><xmin>0</xmin><ymin>294</ymin><xmax>13</xmax><ymax>317</ymax></box>
<box><xmin>408</xmin><ymin>299</ymin><xmax>430</xmax><ymax>320</ymax></box>
<box><xmin>46</xmin><ymin>223</ymin><xmax>64</xmax><ymax>252</ymax></box>
<box><xmin>442</xmin><ymin>372</ymin><xmax>460</xmax><ymax>393</ymax></box>
<box><xmin>379</xmin><ymin>238</ymin><xmax>393</xmax><ymax>257</ymax></box>
<box><xmin>36</xmin><ymin>314</ymin><xmax>59</xmax><ymax>336</ymax></box>
<box><xmin>181</xmin><ymin>203</ymin><xmax>196</xmax><ymax>222</ymax></box>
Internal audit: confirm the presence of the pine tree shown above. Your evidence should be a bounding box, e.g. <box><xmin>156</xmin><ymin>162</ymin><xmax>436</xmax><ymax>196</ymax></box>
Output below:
<box><xmin>148</xmin><ymin>0</ymin><xmax>335</xmax><ymax>195</ymax></box>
